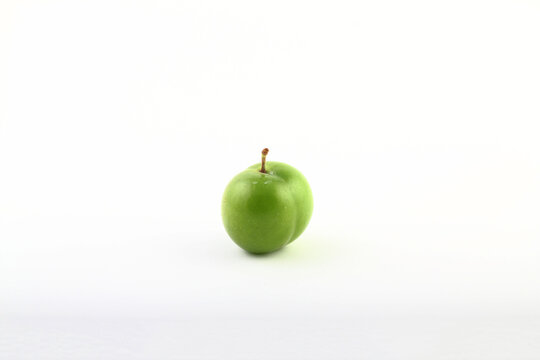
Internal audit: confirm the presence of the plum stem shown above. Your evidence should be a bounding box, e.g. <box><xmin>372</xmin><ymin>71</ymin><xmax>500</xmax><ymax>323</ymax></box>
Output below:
<box><xmin>260</xmin><ymin>148</ymin><xmax>269</xmax><ymax>173</ymax></box>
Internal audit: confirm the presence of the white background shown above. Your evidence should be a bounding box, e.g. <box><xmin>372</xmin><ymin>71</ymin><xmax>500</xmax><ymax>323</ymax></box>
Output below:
<box><xmin>1</xmin><ymin>0</ymin><xmax>540</xmax><ymax>358</ymax></box>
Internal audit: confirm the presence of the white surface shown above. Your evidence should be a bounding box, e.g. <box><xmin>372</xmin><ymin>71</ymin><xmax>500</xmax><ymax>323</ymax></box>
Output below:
<box><xmin>1</xmin><ymin>0</ymin><xmax>540</xmax><ymax>358</ymax></box>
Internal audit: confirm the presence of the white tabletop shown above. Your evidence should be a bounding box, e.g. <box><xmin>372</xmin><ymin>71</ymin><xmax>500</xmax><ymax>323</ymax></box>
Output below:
<box><xmin>1</xmin><ymin>0</ymin><xmax>539</xmax><ymax>358</ymax></box>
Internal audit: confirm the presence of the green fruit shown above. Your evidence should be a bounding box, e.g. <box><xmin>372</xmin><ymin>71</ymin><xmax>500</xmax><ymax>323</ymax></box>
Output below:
<box><xmin>222</xmin><ymin>148</ymin><xmax>313</xmax><ymax>254</ymax></box>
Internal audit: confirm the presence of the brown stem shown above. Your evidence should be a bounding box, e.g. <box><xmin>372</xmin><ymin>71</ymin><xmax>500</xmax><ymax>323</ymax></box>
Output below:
<box><xmin>260</xmin><ymin>148</ymin><xmax>269</xmax><ymax>173</ymax></box>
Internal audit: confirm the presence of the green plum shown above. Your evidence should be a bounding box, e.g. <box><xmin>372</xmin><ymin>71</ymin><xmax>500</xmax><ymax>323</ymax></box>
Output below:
<box><xmin>222</xmin><ymin>148</ymin><xmax>313</xmax><ymax>254</ymax></box>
